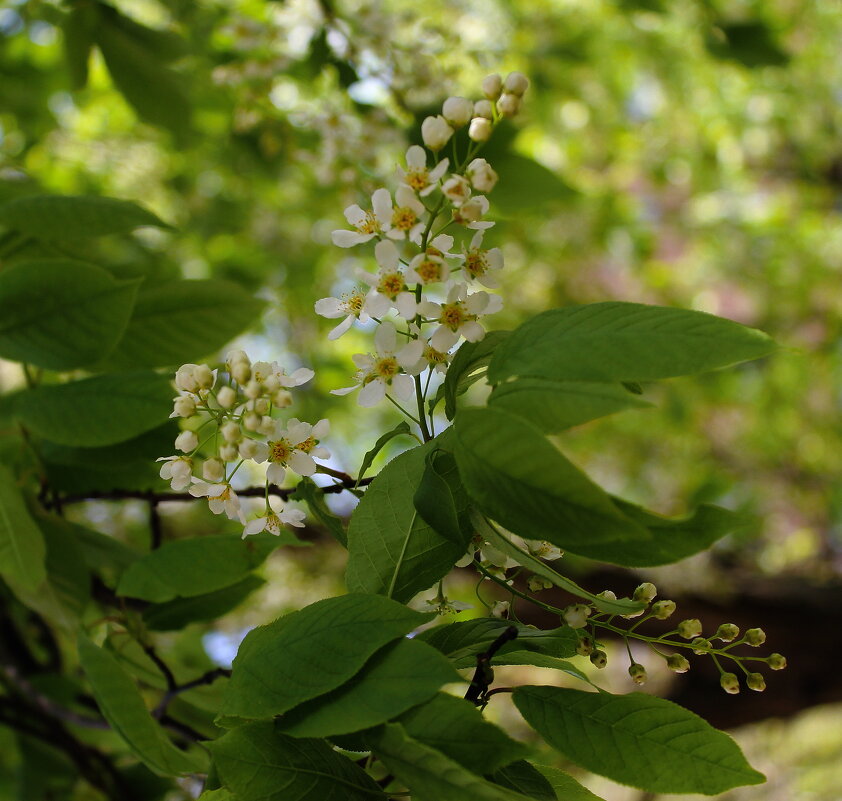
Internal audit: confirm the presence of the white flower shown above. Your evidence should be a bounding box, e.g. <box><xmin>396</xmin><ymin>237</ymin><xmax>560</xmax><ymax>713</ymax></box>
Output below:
<box><xmin>331</xmin><ymin>321</ymin><xmax>424</xmax><ymax>407</ymax></box>
<box><xmin>466</xmin><ymin>158</ymin><xmax>499</xmax><ymax>193</ymax></box>
<box><xmin>175</xmin><ymin>430</ymin><xmax>198</xmax><ymax>453</ymax></box>
<box><xmin>264</xmin><ymin>418</ymin><xmax>329</xmax><ymax>485</ymax></box>
<box><xmin>504</xmin><ymin>71</ymin><xmax>529</xmax><ymax>96</ymax></box>
<box><xmin>468</xmin><ymin>117</ymin><xmax>492</xmax><ymax>143</ymax></box>
<box><xmin>243</xmin><ymin>507</ymin><xmax>306</xmax><ymax>538</ymax></box>
<box><xmin>491</xmin><ymin>600</ymin><xmax>510</xmax><ymax>618</ymax></box>
<box><xmin>418</xmin><ymin>283</ymin><xmax>503</xmax><ymax>351</ymax></box>
<box><xmin>189</xmin><ymin>480</ymin><xmax>244</xmax><ymax>522</ymax></box>
<box><xmin>442</xmin><ymin>175</ymin><xmax>471</xmax><ymax>207</ymax></box>
<box><xmin>462</xmin><ymin>230</ymin><xmax>503</xmax><ymax>287</ymax></box>
<box><xmin>356</xmin><ymin>240</ymin><xmax>417</xmax><ymax>320</ymax></box>
<box><xmin>562</xmin><ymin>604</ymin><xmax>591</xmax><ymax>629</ymax></box>
<box><xmin>421</xmin><ymin>115</ymin><xmax>454</xmax><ymax>150</ymax></box>
<box><xmin>406</xmin><ymin>251</ymin><xmax>450</xmax><ymax>285</ymax></box>
<box><xmin>442</xmin><ymin>96</ymin><xmax>473</xmax><ymax>127</ymax></box>
<box><xmin>315</xmin><ymin>287</ymin><xmax>372</xmax><ymax>340</ymax></box>
<box><xmin>397</xmin><ymin>145</ymin><xmax>448</xmax><ymax>197</ymax></box>
<box><xmin>482</xmin><ymin>73</ymin><xmax>503</xmax><ymax>100</ymax></box>
<box><xmin>251</xmin><ymin>360</ymin><xmax>314</xmax><ymax>390</ymax></box>
<box><xmin>524</xmin><ymin>540</ymin><xmax>563</xmax><ymax>561</ymax></box>
<box><xmin>454</xmin><ymin>195</ymin><xmax>493</xmax><ymax>229</ymax></box>
<box><xmin>226</xmin><ymin>351</ymin><xmax>251</xmax><ymax>384</ymax></box>
<box><xmin>170</xmin><ymin>395</ymin><xmax>196</xmax><ymax>418</ymax></box>
<box><xmin>332</xmin><ymin>188</ymin><xmax>392</xmax><ymax>247</ymax></box>
<box><xmin>385</xmin><ymin>185</ymin><xmax>426</xmax><ymax>242</ymax></box>
<box><xmin>157</xmin><ymin>456</ymin><xmax>193</xmax><ymax>491</ymax></box>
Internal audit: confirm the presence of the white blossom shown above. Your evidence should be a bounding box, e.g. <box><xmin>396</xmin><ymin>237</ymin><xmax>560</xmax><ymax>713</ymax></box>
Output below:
<box><xmin>332</xmin><ymin>187</ymin><xmax>392</xmax><ymax>247</ymax></box>
<box><xmin>356</xmin><ymin>240</ymin><xmax>417</xmax><ymax>320</ymax></box>
<box><xmin>454</xmin><ymin>195</ymin><xmax>494</xmax><ymax>229</ymax></box>
<box><xmin>418</xmin><ymin>283</ymin><xmax>503</xmax><ymax>351</ymax></box>
<box><xmin>170</xmin><ymin>395</ymin><xmax>196</xmax><ymax>418</ymax></box>
<box><xmin>264</xmin><ymin>418</ymin><xmax>329</xmax><ymax>485</ymax></box>
<box><xmin>243</xmin><ymin>507</ymin><xmax>306</xmax><ymax>538</ymax></box>
<box><xmin>157</xmin><ymin>456</ymin><xmax>193</xmax><ymax>491</ymax></box>
<box><xmin>466</xmin><ymin>158</ymin><xmax>499</xmax><ymax>193</ymax></box>
<box><xmin>315</xmin><ymin>287</ymin><xmax>372</xmax><ymax>340</ymax></box>
<box><xmin>442</xmin><ymin>174</ymin><xmax>472</xmax><ymax>207</ymax></box>
<box><xmin>384</xmin><ymin>185</ymin><xmax>426</xmax><ymax>242</ymax></box>
<box><xmin>462</xmin><ymin>230</ymin><xmax>503</xmax><ymax>287</ymax></box>
<box><xmin>189</xmin><ymin>480</ymin><xmax>244</xmax><ymax>522</ymax></box>
<box><xmin>397</xmin><ymin>145</ymin><xmax>448</xmax><ymax>197</ymax></box>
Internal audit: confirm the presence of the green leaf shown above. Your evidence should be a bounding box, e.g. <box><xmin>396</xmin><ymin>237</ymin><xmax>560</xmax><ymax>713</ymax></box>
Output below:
<box><xmin>15</xmin><ymin>371</ymin><xmax>174</xmax><ymax>447</ymax></box>
<box><xmin>63</xmin><ymin>5</ymin><xmax>97</xmax><ymax>89</ymax></box>
<box><xmin>66</xmin><ymin>519</ymin><xmax>141</xmax><ymax>574</ymax></box>
<box><xmin>220</xmin><ymin>593</ymin><xmax>432</xmax><ymax>721</ymax></box>
<box><xmin>0</xmin><ymin>465</ymin><xmax>46</xmax><ymax>592</ymax></box>
<box><xmin>144</xmin><ymin>575</ymin><xmax>265</xmax><ymax>631</ymax></box>
<box><xmin>453</xmin><ymin>408</ymin><xmax>650</xmax><ymax>553</ymax></box>
<box><xmin>370</xmin><ymin>723</ymin><xmax>537</xmax><ymax>801</ymax></box>
<box><xmin>396</xmin><ymin>693</ymin><xmax>529</xmax><ymax>775</ymax></box>
<box><xmin>489</xmin><ymin>379</ymin><xmax>651</xmax><ymax>433</ymax></box>
<box><xmin>0</xmin><ymin>259</ymin><xmax>140</xmax><ymax>370</ymax></box>
<box><xmin>473</xmin><ymin>513</ymin><xmax>644</xmax><ymax>615</ymax></box>
<box><xmin>413</xmin><ymin>448</ymin><xmax>472</xmax><ymax>547</ymax></box>
<box><xmin>441</xmin><ymin>331</ymin><xmax>510</xmax><ymax>419</ymax></box>
<box><xmin>0</xmin><ymin>195</ymin><xmax>169</xmax><ymax>239</ymax></box>
<box><xmin>534</xmin><ymin>765</ymin><xmax>606</xmax><ymax>801</ymax></box>
<box><xmin>275</xmin><ymin>638</ymin><xmax>462</xmax><ymax>738</ymax></box>
<box><xmin>209</xmin><ymin>722</ymin><xmax>386</xmax><ymax>801</ymax></box>
<box><xmin>97</xmin><ymin>3</ymin><xmax>188</xmax><ymax>63</ymax></box>
<box><xmin>513</xmin><ymin>686</ymin><xmax>765</xmax><ymax>794</ymax></box>
<box><xmin>117</xmin><ymin>533</ymin><xmax>301</xmax><ymax>602</ymax></box>
<box><xmin>292</xmin><ymin>477</ymin><xmax>347</xmax><ymax>546</ymax></box>
<box><xmin>487</xmin><ymin>303</ymin><xmax>776</xmax><ymax>385</ymax></box>
<box><xmin>707</xmin><ymin>22</ymin><xmax>789</xmax><ymax>68</ymax></box>
<box><xmin>491</xmin><ymin>154</ymin><xmax>579</xmax><ymax>214</ymax></box>
<box><xmin>483</xmin><ymin>652</ymin><xmax>593</xmax><ymax>685</ymax></box>
<box><xmin>355</xmin><ymin>420</ymin><xmax>413</xmax><ymax>485</ymax></box>
<box><xmin>102</xmin><ymin>280</ymin><xmax>265</xmax><ymax>370</ymax></box>
<box><xmin>578</xmin><ymin>500</ymin><xmax>748</xmax><ymax>567</ymax></box>
<box><xmin>77</xmin><ymin>635</ymin><xmax>208</xmax><ymax>776</ymax></box>
<box><xmin>491</xmin><ymin>761</ymin><xmax>556</xmax><ymax>800</ymax></box>
<box><xmin>198</xmin><ymin>790</ymin><xmax>234</xmax><ymax>801</ymax></box>
<box><xmin>345</xmin><ymin>439</ymin><xmax>466</xmax><ymax>603</ymax></box>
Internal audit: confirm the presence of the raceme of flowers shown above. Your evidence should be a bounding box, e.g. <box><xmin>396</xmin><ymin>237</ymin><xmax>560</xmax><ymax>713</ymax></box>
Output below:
<box><xmin>157</xmin><ymin>354</ymin><xmax>329</xmax><ymax>537</ymax></box>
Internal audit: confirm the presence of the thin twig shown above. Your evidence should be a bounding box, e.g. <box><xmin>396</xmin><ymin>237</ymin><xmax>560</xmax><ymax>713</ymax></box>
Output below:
<box><xmin>464</xmin><ymin>625</ymin><xmax>518</xmax><ymax>705</ymax></box>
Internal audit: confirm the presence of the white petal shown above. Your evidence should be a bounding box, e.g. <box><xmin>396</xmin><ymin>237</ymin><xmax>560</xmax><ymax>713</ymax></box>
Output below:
<box><xmin>289</xmin><ymin>367</ymin><xmax>314</xmax><ymax>386</ymax></box>
<box><xmin>332</xmin><ymin>230</ymin><xmax>372</xmax><ymax>247</ymax></box>
<box><xmin>287</xmin><ymin>420</ymin><xmax>311</xmax><ymax>441</ymax></box>
<box><xmin>391</xmin><ymin>374</ymin><xmax>415</xmax><ymax>402</ymax></box>
<box><xmin>372</xmin><ymin>188</ymin><xmax>392</xmax><ymax>224</ymax></box>
<box><xmin>406</xmin><ymin>145</ymin><xmax>426</xmax><ymax>168</ymax></box>
<box><xmin>487</xmin><ymin>247</ymin><xmax>503</xmax><ymax>269</ymax></box>
<box><xmin>358</xmin><ymin>379</ymin><xmax>386</xmax><ymax>407</ymax></box>
<box><xmin>395</xmin><ymin>184</ymin><xmax>416</xmax><ymax>208</ymax></box>
<box><xmin>266</xmin><ymin>463</ymin><xmax>286</xmax><ymax>485</ymax></box>
<box><xmin>429</xmin><ymin>159</ymin><xmax>449</xmax><ymax>181</ymax></box>
<box><xmin>467</xmin><ymin>221</ymin><xmax>494</xmax><ymax>230</ymax></box>
<box><xmin>280</xmin><ymin>508</ymin><xmax>307</xmax><ymax>528</ymax></box>
<box><xmin>385</xmin><ymin>228</ymin><xmax>405</xmax><ymax>240</ymax></box>
<box><xmin>244</xmin><ymin>517</ymin><xmax>268</xmax><ymax>536</ymax></box>
<box><xmin>343</xmin><ymin>204</ymin><xmax>366</xmax><ymax>226</ymax></box>
<box><xmin>374</xmin><ymin>239</ymin><xmax>400</xmax><ymax>270</ymax></box>
<box><xmin>397</xmin><ymin>338</ymin><xmax>424</xmax><ymax>368</ymax></box>
<box><xmin>465</xmin><ymin>291</ymin><xmax>490</xmax><ymax>315</ymax></box>
<box><xmin>311</xmin><ymin>445</ymin><xmax>331</xmax><ymax>459</ymax></box>
<box><xmin>312</xmin><ymin>418</ymin><xmax>330</xmax><ymax>438</ymax></box>
<box><xmin>364</xmin><ymin>291</ymin><xmax>391</xmax><ymax>318</ymax></box>
<box><xmin>395</xmin><ymin>292</ymin><xmax>417</xmax><ymax>320</ymax></box>
<box><xmin>352</xmin><ymin>353</ymin><xmax>374</xmax><ymax>369</ymax></box>
<box><xmin>251</xmin><ymin>441</ymin><xmax>269</xmax><ymax>463</ymax></box>
<box><xmin>314</xmin><ymin>297</ymin><xmax>344</xmax><ymax>318</ymax></box>
<box><xmin>290</xmin><ymin>450</ymin><xmax>317</xmax><ymax>476</ymax></box>
<box><xmin>460</xmin><ymin>320</ymin><xmax>486</xmax><ymax>342</ymax></box>
<box><xmin>431</xmin><ymin>234</ymin><xmax>454</xmax><ymax>252</ymax></box>
<box><xmin>418</xmin><ymin>300</ymin><xmax>441</xmax><ymax>317</ymax></box>
<box><xmin>431</xmin><ymin>326</ymin><xmax>459</xmax><ymax>352</ymax></box>
<box><xmin>374</xmin><ymin>321</ymin><xmax>397</xmax><ymax>354</ymax></box>
<box><xmin>484</xmin><ymin>294</ymin><xmax>504</xmax><ymax>314</ymax></box>
<box><xmin>328</xmin><ymin>315</ymin><xmax>355</xmax><ymax>340</ymax></box>
<box><xmin>331</xmin><ymin>384</ymin><xmax>359</xmax><ymax>396</ymax></box>
<box><xmin>470</xmin><ymin>230</ymin><xmax>484</xmax><ymax>249</ymax></box>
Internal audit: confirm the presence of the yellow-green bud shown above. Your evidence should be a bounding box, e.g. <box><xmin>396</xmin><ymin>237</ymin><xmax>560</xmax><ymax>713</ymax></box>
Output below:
<box><xmin>666</xmin><ymin>653</ymin><xmax>690</xmax><ymax>673</ymax></box>
<box><xmin>746</xmin><ymin>672</ymin><xmax>766</xmax><ymax>692</ymax></box>
<box><xmin>691</xmin><ymin>637</ymin><xmax>711</xmax><ymax>654</ymax></box>
<box><xmin>651</xmin><ymin>600</ymin><xmax>676</xmax><ymax>619</ymax></box>
<box><xmin>633</xmin><ymin>582</ymin><xmax>657</xmax><ymax>604</ymax></box>
<box><xmin>720</xmin><ymin>672</ymin><xmax>740</xmax><ymax>694</ymax></box>
<box><xmin>628</xmin><ymin>663</ymin><xmax>647</xmax><ymax>684</ymax></box>
<box><xmin>590</xmin><ymin>650</ymin><xmax>608</xmax><ymax>669</ymax></box>
<box><xmin>767</xmin><ymin>653</ymin><xmax>787</xmax><ymax>670</ymax></box>
<box><xmin>677</xmin><ymin>619</ymin><xmax>703</xmax><ymax>639</ymax></box>
<box><xmin>745</xmin><ymin>628</ymin><xmax>766</xmax><ymax>646</ymax></box>
<box><xmin>575</xmin><ymin>636</ymin><xmax>594</xmax><ymax>656</ymax></box>
<box><xmin>715</xmin><ymin>623</ymin><xmax>740</xmax><ymax>642</ymax></box>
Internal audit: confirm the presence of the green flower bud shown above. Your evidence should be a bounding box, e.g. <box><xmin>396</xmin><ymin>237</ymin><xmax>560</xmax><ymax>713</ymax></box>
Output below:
<box><xmin>666</xmin><ymin>653</ymin><xmax>691</xmax><ymax>673</ymax></box>
<box><xmin>677</xmin><ymin>619</ymin><xmax>703</xmax><ymax>639</ymax></box>
<box><xmin>691</xmin><ymin>637</ymin><xmax>711</xmax><ymax>654</ymax></box>
<box><xmin>745</xmin><ymin>627</ymin><xmax>766</xmax><ymax>646</ymax></box>
<box><xmin>715</xmin><ymin>623</ymin><xmax>740</xmax><ymax>642</ymax></box>
<box><xmin>746</xmin><ymin>672</ymin><xmax>766</xmax><ymax>692</ymax></box>
<box><xmin>720</xmin><ymin>672</ymin><xmax>740</xmax><ymax>694</ymax></box>
<box><xmin>767</xmin><ymin>653</ymin><xmax>787</xmax><ymax>670</ymax></box>
<box><xmin>575</xmin><ymin>635</ymin><xmax>594</xmax><ymax>656</ymax></box>
<box><xmin>633</xmin><ymin>582</ymin><xmax>657</xmax><ymax>604</ymax></box>
<box><xmin>590</xmin><ymin>649</ymin><xmax>608</xmax><ymax>669</ymax></box>
<box><xmin>628</xmin><ymin>663</ymin><xmax>647</xmax><ymax>685</ymax></box>
<box><xmin>651</xmin><ymin>600</ymin><xmax>676</xmax><ymax>619</ymax></box>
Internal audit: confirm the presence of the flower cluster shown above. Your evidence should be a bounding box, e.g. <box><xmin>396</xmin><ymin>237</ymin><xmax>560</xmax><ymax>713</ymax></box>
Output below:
<box><xmin>317</xmin><ymin>72</ymin><xmax>528</xmax><ymax>423</ymax></box>
<box><xmin>158</xmin><ymin>354</ymin><xmax>331</xmax><ymax>537</ymax></box>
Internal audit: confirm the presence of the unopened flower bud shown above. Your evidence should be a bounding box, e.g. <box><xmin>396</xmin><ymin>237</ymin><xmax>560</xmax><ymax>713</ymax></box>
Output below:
<box><xmin>243</xmin><ymin>411</ymin><xmax>261</xmax><ymax>431</ymax></box>
<box><xmin>232</xmin><ymin>362</ymin><xmax>251</xmax><ymax>384</ymax></box>
<box><xmin>216</xmin><ymin>386</ymin><xmax>236</xmax><ymax>409</ymax></box>
<box><xmin>527</xmin><ymin>575</ymin><xmax>552</xmax><ymax>592</ymax></box>
<box><xmin>597</xmin><ymin>590</ymin><xmax>617</xmax><ymax>601</ymax></box>
<box><xmin>468</xmin><ymin>117</ymin><xmax>493</xmax><ymax>143</ymax></box>
<box><xmin>576</xmin><ymin>635</ymin><xmax>594</xmax><ymax>656</ymax></box>
<box><xmin>221</xmin><ymin>421</ymin><xmax>241</xmax><ymax>443</ymax></box>
<box><xmin>628</xmin><ymin>663</ymin><xmax>647</xmax><ymax>684</ymax></box>
<box><xmin>258</xmin><ymin>415</ymin><xmax>275</xmax><ymax>436</ymax></box>
<box><xmin>474</xmin><ymin>99</ymin><xmax>493</xmax><ymax>119</ymax></box>
<box><xmin>193</xmin><ymin>364</ymin><xmax>214</xmax><ymax>389</ymax></box>
<box><xmin>175</xmin><ymin>430</ymin><xmax>198</xmax><ymax>453</ymax></box>
<box><xmin>219</xmin><ymin>443</ymin><xmax>238</xmax><ymax>462</ymax></box>
<box><xmin>172</xmin><ymin>396</ymin><xmax>196</xmax><ymax>418</ymax></box>
<box><xmin>491</xmin><ymin>600</ymin><xmax>510</xmax><ymax>618</ymax></box>
<box><xmin>238</xmin><ymin>439</ymin><xmax>259</xmax><ymax>460</ymax></box>
<box><xmin>746</xmin><ymin>672</ymin><xmax>766</xmax><ymax>692</ymax></box>
<box><xmin>504</xmin><ymin>71</ymin><xmax>529</xmax><ymax>96</ymax></box>
<box><xmin>677</xmin><ymin>619</ymin><xmax>703</xmax><ymax>639</ymax></box>
<box><xmin>633</xmin><ymin>582</ymin><xmax>657</xmax><ymax>603</ymax></box>
<box><xmin>244</xmin><ymin>380</ymin><xmax>262</xmax><ymax>399</ymax></box>
<box><xmin>467</xmin><ymin>158</ymin><xmax>499</xmax><ymax>193</ymax></box>
<box><xmin>651</xmin><ymin>600</ymin><xmax>676</xmax><ymax>619</ymax></box>
<box><xmin>767</xmin><ymin>653</ymin><xmax>787</xmax><ymax>670</ymax></box>
<box><xmin>745</xmin><ymin>628</ymin><xmax>766</xmax><ymax>646</ymax></box>
<box><xmin>715</xmin><ymin>623</ymin><xmax>740</xmax><ymax>642</ymax></box>
<box><xmin>456</xmin><ymin>196</ymin><xmax>487</xmax><ymax>223</ymax></box>
<box><xmin>174</xmin><ymin>364</ymin><xmax>199</xmax><ymax>392</ymax></box>
<box><xmin>562</xmin><ymin>603</ymin><xmax>591</xmax><ymax>629</ymax></box>
<box><xmin>590</xmin><ymin>649</ymin><xmax>608</xmax><ymax>669</ymax></box>
<box><xmin>263</xmin><ymin>375</ymin><xmax>280</xmax><ymax>394</ymax></box>
<box><xmin>421</xmin><ymin>115</ymin><xmax>454</xmax><ymax>151</ymax></box>
<box><xmin>497</xmin><ymin>92</ymin><xmax>521</xmax><ymax>118</ymax></box>
<box><xmin>226</xmin><ymin>349</ymin><xmax>250</xmax><ymax>367</ymax></box>
<box><xmin>442</xmin><ymin>96</ymin><xmax>473</xmax><ymax>127</ymax></box>
<box><xmin>202</xmin><ymin>457</ymin><xmax>224</xmax><ymax>483</ymax></box>
<box><xmin>273</xmin><ymin>390</ymin><xmax>293</xmax><ymax>408</ymax></box>
<box><xmin>691</xmin><ymin>637</ymin><xmax>711</xmax><ymax>654</ymax></box>
<box><xmin>720</xmin><ymin>672</ymin><xmax>740</xmax><ymax>694</ymax></box>
<box><xmin>666</xmin><ymin>653</ymin><xmax>690</xmax><ymax>673</ymax></box>
<box><xmin>481</xmin><ymin>73</ymin><xmax>503</xmax><ymax>100</ymax></box>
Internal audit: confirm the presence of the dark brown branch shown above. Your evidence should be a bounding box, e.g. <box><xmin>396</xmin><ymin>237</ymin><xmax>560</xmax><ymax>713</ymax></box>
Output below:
<box><xmin>464</xmin><ymin>625</ymin><xmax>518</xmax><ymax>705</ymax></box>
<box><xmin>153</xmin><ymin>667</ymin><xmax>230</xmax><ymax>719</ymax></box>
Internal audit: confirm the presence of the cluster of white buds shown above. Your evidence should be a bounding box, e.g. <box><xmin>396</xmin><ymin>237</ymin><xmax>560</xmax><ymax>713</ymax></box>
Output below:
<box><xmin>319</xmin><ymin>72</ymin><xmax>529</xmax><ymax>418</ymax></box>
<box><xmin>158</xmin><ymin>354</ymin><xmax>331</xmax><ymax>537</ymax></box>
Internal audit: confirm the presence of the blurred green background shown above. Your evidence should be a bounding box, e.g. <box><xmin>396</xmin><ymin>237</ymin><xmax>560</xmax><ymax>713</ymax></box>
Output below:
<box><xmin>1</xmin><ymin>0</ymin><xmax>841</xmax><ymax>798</ymax></box>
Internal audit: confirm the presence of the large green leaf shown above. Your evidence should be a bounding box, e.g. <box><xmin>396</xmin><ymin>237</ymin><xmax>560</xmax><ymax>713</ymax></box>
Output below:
<box><xmin>440</xmin><ymin>331</ymin><xmax>510</xmax><ymax>419</ymax></box>
<box><xmin>102</xmin><ymin>280</ymin><xmax>265</xmax><ymax>370</ymax></box>
<box><xmin>0</xmin><ymin>465</ymin><xmax>46</xmax><ymax>591</ymax></box>
<box><xmin>77</xmin><ymin>635</ymin><xmax>207</xmax><ymax>776</ymax></box>
<box><xmin>355</xmin><ymin>420</ymin><xmax>413</xmax><ymax>484</ymax></box>
<box><xmin>291</xmin><ymin>477</ymin><xmax>347</xmax><ymax>546</ymax></box>
<box><xmin>345</xmin><ymin>439</ymin><xmax>466</xmax><ymax>603</ymax></box>
<box><xmin>208</xmin><ymin>722</ymin><xmax>385</xmax><ymax>801</ymax></box>
<box><xmin>116</xmin><ymin>533</ymin><xmax>303</xmax><ymax>602</ymax></box>
<box><xmin>513</xmin><ymin>686</ymin><xmax>765</xmax><ymax>794</ymax></box>
<box><xmin>453</xmin><ymin>408</ymin><xmax>650</xmax><ymax>552</ymax></box>
<box><xmin>489</xmin><ymin>379</ymin><xmax>651</xmax><ymax>433</ymax></box>
<box><xmin>63</xmin><ymin>4</ymin><xmax>97</xmax><ymax>89</ymax></box>
<box><xmin>413</xmin><ymin>448</ymin><xmax>472</xmax><ymax>547</ymax></box>
<box><xmin>487</xmin><ymin>303</ymin><xmax>776</xmax><ymax>385</ymax></box>
<box><xmin>275</xmin><ymin>639</ymin><xmax>461</xmax><ymax>738</ymax></box>
<box><xmin>491</xmin><ymin>761</ymin><xmax>556</xmax><ymax>800</ymax></box>
<box><xmin>220</xmin><ymin>594</ymin><xmax>432</xmax><ymax>721</ymax></box>
<box><xmin>370</xmin><ymin>723</ymin><xmax>536</xmax><ymax>801</ymax></box>
<box><xmin>0</xmin><ymin>195</ymin><xmax>169</xmax><ymax>239</ymax></box>
<box><xmin>0</xmin><ymin>259</ymin><xmax>139</xmax><ymax>370</ymax></box>
<box><xmin>15</xmin><ymin>371</ymin><xmax>174</xmax><ymax>447</ymax></box>
<box><xmin>534</xmin><ymin>765</ymin><xmax>606</xmax><ymax>801</ymax></box>
<box><xmin>578</xmin><ymin>500</ymin><xmax>748</xmax><ymax>566</ymax></box>
<box><xmin>396</xmin><ymin>693</ymin><xmax>528</xmax><ymax>776</ymax></box>
<box><xmin>491</xmin><ymin>154</ymin><xmax>579</xmax><ymax>214</ymax></box>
